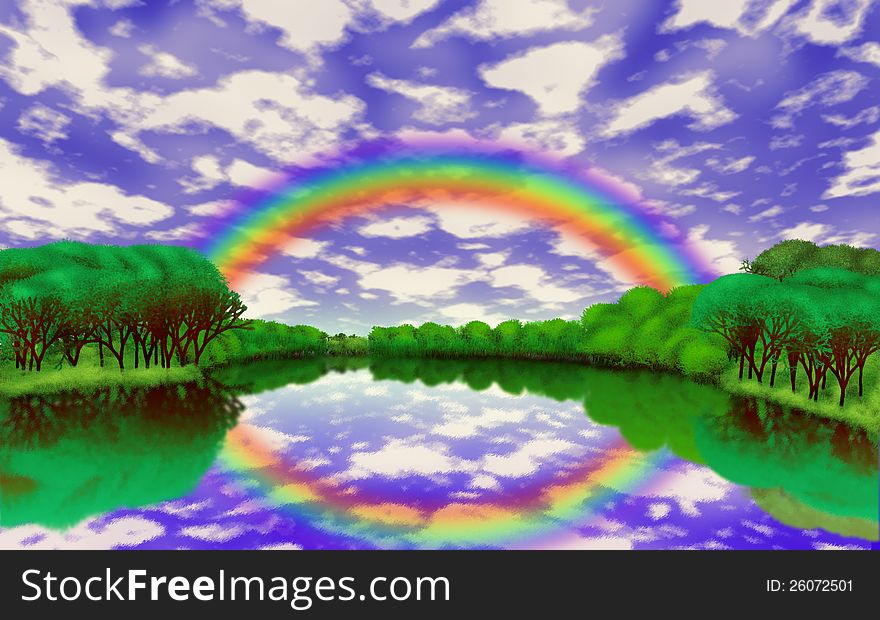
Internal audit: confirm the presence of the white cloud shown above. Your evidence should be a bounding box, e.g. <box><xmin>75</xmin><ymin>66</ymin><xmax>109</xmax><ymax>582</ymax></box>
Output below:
<box><xmin>433</xmin><ymin>406</ymin><xmax>528</xmax><ymax>438</ymax></box>
<box><xmin>283</xmin><ymin>237</ymin><xmax>331</xmax><ymax>259</ymax></box>
<box><xmin>549</xmin><ymin>229</ymin><xmax>602</xmax><ymax>262</ymax></box>
<box><xmin>426</xmin><ymin>204</ymin><xmax>535</xmax><ymax>238</ymax></box>
<box><xmin>202</xmin><ymin>0</ymin><xmax>440</xmax><ymax>47</ymax></box>
<box><xmin>777</xmin><ymin>221</ymin><xmax>829</xmax><ymax>242</ymax></box>
<box><xmin>358</xmin><ymin>215</ymin><xmax>434</xmax><ymax>238</ymax></box>
<box><xmin>300</xmin><ymin>269</ymin><xmax>341</xmax><ymax>288</ymax></box>
<box><xmin>661</xmin><ymin>0</ymin><xmax>751</xmax><ymax>32</ymax></box>
<box><xmin>204</xmin><ymin>0</ymin><xmax>442</xmax><ymax>53</ymax></box>
<box><xmin>772</xmin><ymin>70</ymin><xmax>868</xmax><ymax>129</ymax></box>
<box><xmin>822</xmin><ymin>106</ymin><xmax>880</xmax><ymax>129</ymax></box>
<box><xmin>0</xmin><ymin>138</ymin><xmax>174</xmax><ymax>237</ymax></box>
<box><xmin>677</xmin><ymin>182</ymin><xmax>741</xmax><ymax>203</ymax></box>
<box><xmin>787</xmin><ymin>0</ymin><xmax>875</xmax><ymax>45</ymax></box>
<box><xmin>824</xmin><ymin>129</ymin><xmax>880</xmax><ymax>199</ymax></box>
<box><xmin>480</xmin><ymin>35</ymin><xmax>624</xmax><ymax>116</ymax></box>
<box><xmin>661</xmin><ymin>0</ymin><xmax>797</xmax><ymax>35</ymax></box>
<box><xmin>482</xmin><ymin>438</ymin><xmax>578</xmax><ymax>477</ymax></box>
<box><xmin>186</xmin><ymin>200</ymin><xmax>236</xmax><ymax>217</ymax></box>
<box><xmin>686</xmin><ymin>225</ymin><xmax>741</xmax><ymax>275</ymax></box>
<box><xmin>704</xmin><ymin>155</ymin><xmax>755</xmax><ymax>175</ymax></box>
<box><xmin>438</xmin><ymin>302</ymin><xmax>508</xmax><ymax>326</ymax></box>
<box><xmin>655</xmin><ymin>38</ymin><xmax>728</xmax><ymax>62</ymax></box>
<box><xmin>0</xmin><ymin>2</ymin><xmax>364</xmax><ymax>171</ymax></box>
<box><xmin>238</xmin><ymin>272</ymin><xmax>319</xmax><ymax>318</ymax></box>
<box><xmin>346</xmin><ymin>439</ymin><xmax>460</xmax><ymax>479</ymax></box>
<box><xmin>838</xmin><ymin>41</ymin><xmax>880</xmax><ymax>67</ymax></box>
<box><xmin>413</xmin><ymin>0</ymin><xmax>594</xmax><ymax>47</ymax></box>
<box><xmin>468</xmin><ymin>474</ymin><xmax>501</xmax><ymax>490</ymax></box>
<box><xmin>0</xmin><ymin>517</ymin><xmax>164</xmax><ymax>550</ymax></box>
<box><xmin>144</xmin><ymin>223</ymin><xmax>204</xmax><ymax>241</ymax></box>
<box><xmin>210</xmin><ymin>0</ymin><xmax>353</xmax><ymax>53</ymax></box>
<box><xmin>109</xmin><ymin>19</ymin><xmax>134</xmax><ymax>37</ymax></box>
<box><xmin>490</xmin><ymin>117</ymin><xmax>586</xmax><ymax>156</ymax></box>
<box><xmin>632</xmin><ymin>464</ymin><xmax>730</xmax><ymax>516</ymax></box>
<box><xmin>778</xmin><ymin>221</ymin><xmax>876</xmax><ymax>247</ymax></box>
<box><xmin>358</xmin><ymin>263</ymin><xmax>478</xmax><ymax>303</ymax></box>
<box><xmin>226</xmin><ymin>159</ymin><xmax>276</xmax><ymax>187</ymax></box>
<box><xmin>602</xmin><ymin>71</ymin><xmax>736</xmax><ymax>137</ymax></box>
<box><xmin>0</xmin><ymin>0</ymin><xmax>115</xmax><ymax>105</ymax></box>
<box><xmin>747</xmin><ymin>206</ymin><xmax>784</xmax><ymax>222</ymax></box>
<box><xmin>641</xmin><ymin>140</ymin><xmax>721</xmax><ymax>187</ymax></box>
<box><xmin>183</xmin><ymin>156</ymin><xmax>277</xmax><ymax>192</ymax></box>
<box><xmin>489</xmin><ymin>264</ymin><xmax>583</xmax><ymax>303</ymax></box>
<box><xmin>122</xmin><ymin>70</ymin><xmax>365</xmax><ymax>163</ymax></box>
<box><xmin>17</xmin><ymin>103</ymin><xmax>72</xmax><ymax>144</ymax></box>
<box><xmin>366</xmin><ymin>73</ymin><xmax>476</xmax><ymax>125</ymax></box>
<box><xmin>102</xmin><ymin>0</ymin><xmax>143</xmax><ymax>8</ymax></box>
<box><xmin>475</xmin><ymin>252</ymin><xmax>507</xmax><ymax>267</ymax></box>
<box><xmin>180</xmin><ymin>524</ymin><xmax>245</xmax><ymax>543</ymax></box>
<box><xmin>138</xmin><ymin>44</ymin><xmax>198</xmax><ymax>79</ymax></box>
<box><xmin>361</xmin><ymin>0</ymin><xmax>442</xmax><ymax>22</ymax></box>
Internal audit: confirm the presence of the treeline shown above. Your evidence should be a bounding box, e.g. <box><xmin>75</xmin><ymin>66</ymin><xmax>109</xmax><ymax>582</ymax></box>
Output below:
<box><xmin>368</xmin><ymin>319</ymin><xmax>584</xmax><ymax>360</ymax></box>
<box><xmin>201</xmin><ymin>320</ymin><xmax>368</xmax><ymax>365</ymax></box>
<box><xmin>0</xmin><ymin>242</ymin><xmax>249</xmax><ymax>372</ymax></box>
<box><xmin>742</xmin><ymin>239</ymin><xmax>880</xmax><ymax>280</ymax></box>
<box><xmin>579</xmin><ymin>285</ymin><xmax>727</xmax><ymax>380</ymax></box>
<box><xmin>692</xmin><ymin>268</ymin><xmax>880</xmax><ymax>407</ymax></box>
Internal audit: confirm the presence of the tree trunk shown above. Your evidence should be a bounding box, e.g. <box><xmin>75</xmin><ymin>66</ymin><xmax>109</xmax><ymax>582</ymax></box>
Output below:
<box><xmin>99</xmin><ymin>342</ymin><xmax>104</xmax><ymax>368</ymax></box>
<box><xmin>788</xmin><ymin>353</ymin><xmax>798</xmax><ymax>393</ymax></box>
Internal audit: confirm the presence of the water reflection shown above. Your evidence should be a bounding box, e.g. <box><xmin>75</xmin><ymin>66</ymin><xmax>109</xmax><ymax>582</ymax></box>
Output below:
<box><xmin>0</xmin><ymin>381</ymin><xmax>242</xmax><ymax>529</ymax></box>
<box><xmin>1</xmin><ymin>358</ymin><xmax>876</xmax><ymax>548</ymax></box>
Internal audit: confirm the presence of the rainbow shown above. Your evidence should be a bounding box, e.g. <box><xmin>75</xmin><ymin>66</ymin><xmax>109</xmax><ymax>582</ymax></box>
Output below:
<box><xmin>202</xmin><ymin>140</ymin><xmax>712</xmax><ymax>292</ymax></box>
<box><xmin>218</xmin><ymin>424</ymin><xmax>679</xmax><ymax>549</ymax></box>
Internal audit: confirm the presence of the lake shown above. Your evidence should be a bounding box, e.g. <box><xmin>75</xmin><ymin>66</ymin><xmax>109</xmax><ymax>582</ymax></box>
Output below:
<box><xmin>1</xmin><ymin>358</ymin><xmax>877</xmax><ymax>549</ymax></box>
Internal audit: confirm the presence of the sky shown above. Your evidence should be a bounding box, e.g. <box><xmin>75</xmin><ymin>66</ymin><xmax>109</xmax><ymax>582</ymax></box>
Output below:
<box><xmin>0</xmin><ymin>0</ymin><xmax>878</xmax><ymax>334</ymax></box>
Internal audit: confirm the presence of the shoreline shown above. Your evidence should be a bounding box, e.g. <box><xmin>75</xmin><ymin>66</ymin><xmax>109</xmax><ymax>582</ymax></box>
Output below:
<box><xmin>0</xmin><ymin>365</ymin><xmax>202</xmax><ymax>398</ymax></box>
<box><xmin>3</xmin><ymin>353</ymin><xmax>876</xmax><ymax>436</ymax></box>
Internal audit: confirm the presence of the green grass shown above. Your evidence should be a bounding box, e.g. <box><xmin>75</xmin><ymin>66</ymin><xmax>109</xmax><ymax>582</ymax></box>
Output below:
<box><xmin>719</xmin><ymin>356</ymin><xmax>880</xmax><ymax>435</ymax></box>
<box><xmin>0</xmin><ymin>365</ymin><xmax>201</xmax><ymax>398</ymax></box>
<box><xmin>0</xmin><ymin>344</ymin><xmax>201</xmax><ymax>398</ymax></box>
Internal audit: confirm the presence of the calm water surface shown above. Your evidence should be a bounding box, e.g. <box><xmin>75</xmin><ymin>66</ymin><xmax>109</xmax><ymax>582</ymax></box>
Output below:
<box><xmin>1</xmin><ymin>359</ymin><xmax>877</xmax><ymax>549</ymax></box>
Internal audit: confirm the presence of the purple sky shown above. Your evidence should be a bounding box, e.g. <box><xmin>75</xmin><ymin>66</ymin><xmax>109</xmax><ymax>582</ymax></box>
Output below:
<box><xmin>0</xmin><ymin>0</ymin><xmax>878</xmax><ymax>333</ymax></box>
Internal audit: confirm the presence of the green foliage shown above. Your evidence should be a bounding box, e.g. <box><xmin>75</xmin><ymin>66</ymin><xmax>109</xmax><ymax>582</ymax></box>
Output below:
<box><xmin>235</xmin><ymin>321</ymin><xmax>328</xmax><ymax>360</ymax></box>
<box><xmin>327</xmin><ymin>333</ymin><xmax>369</xmax><ymax>356</ymax></box>
<box><xmin>0</xmin><ymin>380</ymin><xmax>242</xmax><ymax>528</ymax></box>
<box><xmin>746</xmin><ymin>239</ymin><xmax>819</xmax><ymax>280</ymax></box>
<box><xmin>694</xmin><ymin>397</ymin><xmax>878</xmax><ymax>524</ymax></box>
<box><xmin>368</xmin><ymin>318</ymin><xmax>587</xmax><ymax>360</ymax></box>
<box><xmin>579</xmin><ymin>283</ymin><xmax>727</xmax><ymax>379</ymax></box>
<box><xmin>692</xmin><ymin>266</ymin><xmax>880</xmax><ymax>410</ymax></box>
<box><xmin>615</xmin><ymin>285</ymin><xmax>664</xmax><ymax>320</ymax></box>
<box><xmin>364</xmin><ymin>283</ymin><xmax>729</xmax><ymax>382</ymax></box>
<box><xmin>746</xmin><ymin>239</ymin><xmax>880</xmax><ymax>280</ymax></box>
<box><xmin>0</xmin><ymin>241</ymin><xmax>249</xmax><ymax>372</ymax></box>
